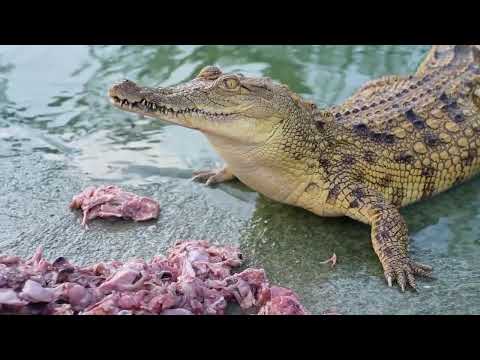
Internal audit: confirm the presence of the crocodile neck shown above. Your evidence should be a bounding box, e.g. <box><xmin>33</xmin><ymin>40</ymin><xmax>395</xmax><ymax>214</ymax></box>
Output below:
<box><xmin>204</xmin><ymin>111</ymin><xmax>337</xmax><ymax>205</ymax></box>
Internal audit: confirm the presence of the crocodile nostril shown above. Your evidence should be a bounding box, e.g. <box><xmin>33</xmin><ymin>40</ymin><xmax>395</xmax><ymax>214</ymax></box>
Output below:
<box><xmin>111</xmin><ymin>79</ymin><xmax>135</xmax><ymax>89</ymax></box>
<box><xmin>108</xmin><ymin>79</ymin><xmax>140</xmax><ymax>98</ymax></box>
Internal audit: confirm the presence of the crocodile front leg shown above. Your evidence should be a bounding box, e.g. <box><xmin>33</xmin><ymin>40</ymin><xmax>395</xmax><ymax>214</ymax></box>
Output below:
<box><xmin>192</xmin><ymin>165</ymin><xmax>236</xmax><ymax>186</ymax></box>
<box><xmin>368</xmin><ymin>203</ymin><xmax>433</xmax><ymax>291</ymax></box>
<box><xmin>333</xmin><ymin>183</ymin><xmax>433</xmax><ymax>291</ymax></box>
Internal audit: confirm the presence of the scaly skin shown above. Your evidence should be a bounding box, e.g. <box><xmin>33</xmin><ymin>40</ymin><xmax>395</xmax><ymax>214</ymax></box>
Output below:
<box><xmin>108</xmin><ymin>45</ymin><xmax>480</xmax><ymax>292</ymax></box>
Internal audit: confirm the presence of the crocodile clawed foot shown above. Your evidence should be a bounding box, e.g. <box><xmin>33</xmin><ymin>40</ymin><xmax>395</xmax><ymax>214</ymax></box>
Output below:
<box><xmin>192</xmin><ymin>166</ymin><xmax>235</xmax><ymax>186</ymax></box>
<box><xmin>383</xmin><ymin>258</ymin><xmax>433</xmax><ymax>292</ymax></box>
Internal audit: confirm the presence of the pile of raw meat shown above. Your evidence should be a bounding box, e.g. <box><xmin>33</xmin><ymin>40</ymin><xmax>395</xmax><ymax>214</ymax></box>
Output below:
<box><xmin>0</xmin><ymin>241</ymin><xmax>308</xmax><ymax>315</ymax></box>
<box><xmin>70</xmin><ymin>185</ymin><xmax>160</xmax><ymax>228</ymax></box>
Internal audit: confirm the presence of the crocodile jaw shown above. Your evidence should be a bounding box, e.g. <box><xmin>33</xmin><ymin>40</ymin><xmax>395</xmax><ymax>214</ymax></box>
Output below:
<box><xmin>109</xmin><ymin>80</ymin><xmax>262</xmax><ymax>140</ymax></box>
<box><xmin>109</xmin><ymin>80</ymin><xmax>202</xmax><ymax>130</ymax></box>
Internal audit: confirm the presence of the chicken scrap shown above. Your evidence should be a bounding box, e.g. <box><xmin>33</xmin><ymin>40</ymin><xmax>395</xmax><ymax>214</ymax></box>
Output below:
<box><xmin>0</xmin><ymin>241</ymin><xmax>308</xmax><ymax>315</ymax></box>
<box><xmin>70</xmin><ymin>185</ymin><xmax>160</xmax><ymax>228</ymax></box>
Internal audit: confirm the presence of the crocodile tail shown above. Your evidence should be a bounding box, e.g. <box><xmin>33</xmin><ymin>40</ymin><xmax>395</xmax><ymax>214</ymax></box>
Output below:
<box><xmin>416</xmin><ymin>45</ymin><xmax>480</xmax><ymax>76</ymax></box>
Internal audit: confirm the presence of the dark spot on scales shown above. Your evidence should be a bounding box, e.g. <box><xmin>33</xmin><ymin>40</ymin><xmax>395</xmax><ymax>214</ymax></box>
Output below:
<box><xmin>378</xmin><ymin>175</ymin><xmax>393</xmax><ymax>188</ymax></box>
<box><xmin>439</xmin><ymin>92</ymin><xmax>465</xmax><ymax>123</ymax></box>
<box><xmin>352</xmin><ymin>187</ymin><xmax>365</xmax><ymax>200</ymax></box>
<box><xmin>424</xmin><ymin>133</ymin><xmax>440</xmax><ymax>147</ymax></box>
<box><xmin>369</xmin><ymin>132</ymin><xmax>395</xmax><ymax>144</ymax></box>
<box><xmin>439</xmin><ymin>92</ymin><xmax>449</xmax><ymax>103</ymax></box>
<box><xmin>319</xmin><ymin>158</ymin><xmax>331</xmax><ymax>169</ymax></box>
<box><xmin>369</xmin><ymin>132</ymin><xmax>382</xmax><ymax>142</ymax></box>
<box><xmin>395</xmin><ymin>151</ymin><xmax>414</xmax><ymax>164</ymax></box>
<box><xmin>384</xmin><ymin>134</ymin><xmax>395</xmax><ymax>144</ymax></box>
<box><xmin>315</xmin><ymin>121</ymin><xmax>325</xmax><ymax>130</ymax></box>
<box><xmin>327</xmin><ymin>184</ymin><xmax>341</xmax><ymax>203</ymax></box>
<box><xmin>421</xmin><ymin>167</ymin><xmax>435</xmax><ymax>177</ymax></box>
<box><xmin>405</xmin><ymin>109</ymin><xmax>425</xmax><ymax>129</ymax></box>
<box><xmin>377</xmin><ymin>230</ymin><xmax>390</xmax><ymax>244</ymax></box>
<box><xmin>463</xmin><ymin>149</ymin><xmax>477</xmax><ymax>166</ymax></box>
<box><xmin>342</xmin><ymin>154</ymin><xmax>356</xmax><ymax>166</ymax></box>
<box><xmin>318</xmin><ymin>158</ymin><xmax>331</xmax><ymax>175</ymax></box>
<box><xmin>453</xmin><ymin>113</ymin><xmax>465</xmax><ymax>122</ymax></box>
<box><xmin>349</xmin><ymin>199</ymin><xmax>359</xmax><ymax>208</ymax></box>
<box><xmin>447</xmin><ymin>101</ymin><xmax>459</xmax><ymax>110</ymax></box>
<box><xmin>353</xmin><ymin>123</ymin><xmax>369</xmax><ymax>137</ymax></box>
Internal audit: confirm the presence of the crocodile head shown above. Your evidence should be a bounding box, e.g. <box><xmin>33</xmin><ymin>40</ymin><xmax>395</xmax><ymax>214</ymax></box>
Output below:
<box><xmin>108</xmin><ymin>66</ymin><xmax>316</xmax><ymax>146</ymax></box>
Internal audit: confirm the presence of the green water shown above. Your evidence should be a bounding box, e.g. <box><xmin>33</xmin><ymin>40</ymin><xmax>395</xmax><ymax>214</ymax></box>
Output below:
<box><xmin>1</xmin><ymin>45</ymin><xmax>479</xmax><ymax>314</ymax></box>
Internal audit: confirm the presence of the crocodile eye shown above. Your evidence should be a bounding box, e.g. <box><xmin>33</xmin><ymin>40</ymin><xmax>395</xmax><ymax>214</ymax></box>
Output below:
<box><xmin>223</xmin><ymin>77</ymin><xmax>240</xmax><ymax>90</ymax></box>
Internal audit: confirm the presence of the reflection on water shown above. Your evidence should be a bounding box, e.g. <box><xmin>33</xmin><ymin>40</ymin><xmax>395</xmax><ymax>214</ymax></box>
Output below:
<box><xmin>1</xmin><ymin>45</ymin><xmax>479</xmax><ymax>314</ymax></box>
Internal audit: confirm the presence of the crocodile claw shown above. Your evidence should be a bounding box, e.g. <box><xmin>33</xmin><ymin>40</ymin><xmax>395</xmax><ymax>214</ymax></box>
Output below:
<box><xmin>383</xmin><ymin>258</ymin><xmax>433</xmax><ymax>292</ymax></box>
<box><xmin>192</xmin><ymin>170</ymin><xmax>220</xmax><ymax>186</ymax></box>
<box><xmin>191</xmin><ymin>166</ymin><xmax>235</xmax><ymax>186</ymax></box>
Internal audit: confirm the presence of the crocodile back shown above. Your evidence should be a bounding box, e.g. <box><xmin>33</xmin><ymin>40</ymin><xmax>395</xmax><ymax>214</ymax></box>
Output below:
<box><xmin>325</xmin><ymin>45</ymin><xmax>480</xmax><ymax>207</ymax></box>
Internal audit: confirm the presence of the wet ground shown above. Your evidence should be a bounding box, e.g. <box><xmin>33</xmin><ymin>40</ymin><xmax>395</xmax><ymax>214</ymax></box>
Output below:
<box><xmin>1</xmin><ymin>45</ymin><xmax>479</xmax><ymax>314</ymax></box>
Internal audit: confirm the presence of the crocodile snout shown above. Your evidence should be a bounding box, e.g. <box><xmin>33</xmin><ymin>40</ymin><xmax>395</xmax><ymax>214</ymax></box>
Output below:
<box><xmin>108</xmin><ymin>79</ymin><xmax>142</xmax><ymax>102</ymax></box>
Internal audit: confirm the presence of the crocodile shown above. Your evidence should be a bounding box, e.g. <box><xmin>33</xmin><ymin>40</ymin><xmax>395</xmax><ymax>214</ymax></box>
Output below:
<box><xmin>108</xmin><ymin>45</ymin><xmax>480</xmax><ymax>292</ymax></box>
